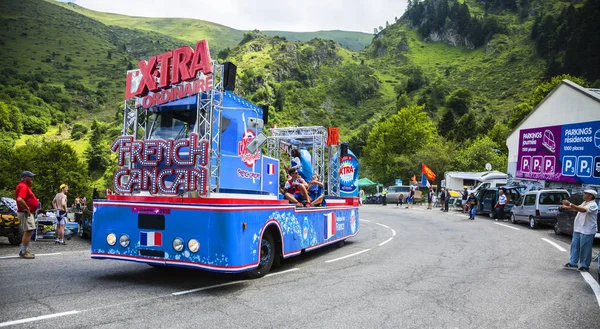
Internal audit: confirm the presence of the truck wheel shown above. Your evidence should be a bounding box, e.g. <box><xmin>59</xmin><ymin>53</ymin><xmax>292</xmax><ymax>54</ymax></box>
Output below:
<box><xmin>247</xmin><ymin>232</ymin><xmax>275</xmax><ymax>279</ymax></box>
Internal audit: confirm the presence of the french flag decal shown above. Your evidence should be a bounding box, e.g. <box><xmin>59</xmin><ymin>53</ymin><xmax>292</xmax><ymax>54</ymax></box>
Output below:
<box><xmin>267</xmin><ymin>163</ymin><xmax>275</xmax><ymax>175</ymax></box>
<box><xmin>140</xmin><ymin>231</ymin><xmax>162</xmax><ymax>247</ymax></box>
<box><xmin>324</xmin><ymin>213</ymin><xmax>336</xmax><ymax>240</ymax></box>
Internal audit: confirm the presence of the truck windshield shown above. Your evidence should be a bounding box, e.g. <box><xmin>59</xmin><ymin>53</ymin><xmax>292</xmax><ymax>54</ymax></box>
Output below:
<box><xmin>147</xmin><ymin>109</ymin><xmax>196</xmax><ymax>140</ymax></box>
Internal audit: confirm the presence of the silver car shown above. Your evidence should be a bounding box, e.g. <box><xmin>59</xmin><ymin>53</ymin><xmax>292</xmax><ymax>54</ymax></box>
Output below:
<box><xmin>510</xmin><ymin>189</ymin><xmax>570</xmax><ymax>229</ymax></box>
<box><xmin>386</xmin><ymin>185</ymin><xmax>412</xmax><ymax>204</ymax></box>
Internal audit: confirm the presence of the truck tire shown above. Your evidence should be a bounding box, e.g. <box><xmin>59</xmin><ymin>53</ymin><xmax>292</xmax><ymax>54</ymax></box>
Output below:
<box><xmin>247</xmin><ymin>232</ymin><xmax>275</xmax><ymax>279</ymax></box>
<box><xmin>8</xmin><ymin>225</ymin><xmax>24</xmax><ymax>246</ymax></box>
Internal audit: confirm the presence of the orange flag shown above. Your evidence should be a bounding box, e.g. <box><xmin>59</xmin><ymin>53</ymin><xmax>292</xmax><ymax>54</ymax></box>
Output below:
<box><xmin>422</xmin><ymin>163</ymin><xmax>436</xmax><ymax>181</ymax></box>
<box><xmin>411</xmin><ymin>175</ymin><xmax>417</xmax><ymax>184</ymax></box>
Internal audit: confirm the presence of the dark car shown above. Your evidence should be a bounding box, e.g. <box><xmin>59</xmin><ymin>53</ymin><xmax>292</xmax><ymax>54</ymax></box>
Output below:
<box><xmin>554</xmin><ymin>194</ymin><xmax>600</xmax><ymax>238</ymax></box>
<box><xmin>476</xmin><ymin>186</ymin><xmax>523</xmax><ymax>219</ymax></box>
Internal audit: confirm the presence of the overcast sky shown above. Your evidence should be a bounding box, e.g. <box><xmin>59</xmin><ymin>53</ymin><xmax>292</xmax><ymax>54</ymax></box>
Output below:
<box><xmin>58</xmin><ymin>0</ymin><xmax>409</xmax><ymax>33</ymax></box>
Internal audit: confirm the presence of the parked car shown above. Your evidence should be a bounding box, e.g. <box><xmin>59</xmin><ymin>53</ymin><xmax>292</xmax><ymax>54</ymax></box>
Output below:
<box><xmin>510</xmin><ymin>189</ymin><xmax>570</xmax><ymax>229</ymax></box>
<box><xmin>476</xmin><ymin>186</ymin><xmax>522</xmax><ymax>219</ymax></box>
<box><xmin>554</xmin><ymin>194</ymin><xmax>600</xmax><ymax>238</ymax></box>
<box><xmin>0</xmin><ymin>197</ymin><xmax>23</xmax><ymax>245</ymax></box>
<box><xmin>385</xmin><ymin>186</ymin><xmax>412</xmax><ymax>204</ymax></box>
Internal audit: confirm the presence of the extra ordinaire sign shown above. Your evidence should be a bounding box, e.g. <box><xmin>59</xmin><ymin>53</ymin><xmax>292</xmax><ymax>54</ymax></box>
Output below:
<box><xmin>516</xmin><ymin>120</ymin><xmax>600</xmax><ymax>184</ymax></box>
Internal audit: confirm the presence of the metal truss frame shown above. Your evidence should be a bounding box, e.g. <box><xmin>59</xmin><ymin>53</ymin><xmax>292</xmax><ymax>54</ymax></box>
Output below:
<box><xmin>266</xmin><ymin>126</ymin><xmax>338</xmax><ymax>196</ymax></box>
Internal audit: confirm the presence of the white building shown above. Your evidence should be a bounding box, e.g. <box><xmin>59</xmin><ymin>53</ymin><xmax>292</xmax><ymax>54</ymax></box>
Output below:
<box><xmin>506</xmin><ymin>79</ymin><xmax>600</xmax><ymax>192</ymax></box>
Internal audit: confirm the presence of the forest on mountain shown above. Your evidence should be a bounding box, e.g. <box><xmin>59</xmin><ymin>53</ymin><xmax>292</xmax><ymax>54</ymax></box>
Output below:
<box><xmin>0</xmin><ymin>0</ymin><xmax>598</xmax><ymax>204</ymax></box>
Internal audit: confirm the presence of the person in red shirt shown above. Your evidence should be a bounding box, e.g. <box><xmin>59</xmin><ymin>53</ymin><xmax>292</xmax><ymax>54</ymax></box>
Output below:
<box><xmin>15</xmin><ymin>171</ymin><xmax>38</xmax><ymax>259</ymax></box>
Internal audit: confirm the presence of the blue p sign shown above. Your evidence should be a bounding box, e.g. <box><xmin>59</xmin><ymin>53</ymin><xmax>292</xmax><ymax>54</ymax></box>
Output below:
<box><xmin>562</xmin><ymin>156</ymin><xmax>577</xmax><ymax>176</ymax></box>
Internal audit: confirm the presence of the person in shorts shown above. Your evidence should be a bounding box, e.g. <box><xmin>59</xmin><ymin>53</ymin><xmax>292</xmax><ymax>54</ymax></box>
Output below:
<box><xmin>15</xmin><ymin>171</ymin><xmax>39</xmax><ymax>259</ymax></box>
<box><xmin>282</xmin><ymin>168</ymin><xmax>311</xmax><ymax>207</ymax></box>
<box><xmin>52</xmin><ymin>184</ymin><xmax>69</xmax><ymax>245</ymax></box>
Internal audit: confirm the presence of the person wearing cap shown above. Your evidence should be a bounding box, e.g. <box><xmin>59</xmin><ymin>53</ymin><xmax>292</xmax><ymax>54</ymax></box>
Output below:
<box><xmin>561</xmin><ymin>189</ymin><xmax>598</xmax><ymax>272</ymax></box>
<box><xmin>52</xmin><ymin>184</ymin><xmax>69</xmax><ymax>245</ymax></box>
<box><xmin>15</xmin><ymin>171</ymin><xmax>39</xmax><ymax>259</ymax></box>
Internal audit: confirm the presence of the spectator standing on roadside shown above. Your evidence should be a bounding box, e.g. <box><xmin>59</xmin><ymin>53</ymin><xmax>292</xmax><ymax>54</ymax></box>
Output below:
<box><xmin>382</xmin><ymin>186</ymin><xmax>388</xmax><ymax>206</ymax></box>
<box><xmin>52</xmin><ymin>184</ymin><xmax>69</xmax><ymax>245</ymax></box>
<box><xmin>561</xmin><ymin>190</ymin><xmax>598</xmax><ymax>272</ymax></box>
<box><xmin>462</xmin><ymin>187</ymin><xmax>469</xmax><ymax>213</ymax></box>
<box><xmin>359</xmin><ymin>188</ymin><xmax>365</xmax><ymax>206</ymax></box>
<box><xmin>495</xmin><ymin>190</ymin><xmax>507</xmax><ymax>221</ymax></box>
<box><xmin>15</xmin><ymin>171</ymin><xmax>38</xmax><ymax>259</ymax></box>
<box><xmin>408</xmin><ymin>187</ymin><xmax>415</xmax><ymax>208</ymax></box>
<box><xmin>427</xmin><ymin>189</ymin><xmax>433</xmax><ymax>209</ymax></box>
<box><xmin>439</xmin><ymin>188</ymin><xmax>446</xmax><ymax>211</ymax></box>
<box><xmin>467</xmin><ymin>193</ymin><xmax>478</xmax><ymax>220</ymax></box>
<box><xmin>82</xmin><ymin>196</ymin><xmax>87</xmax><ymax>209</ymax></box>
<box><xmin>75</xmin><ymin>196</ymin><xmax>82</xmax><ymax>212</ymax></box>
<box><xmin>444</xmin><ymin>189</ymin><xmax>450</xmax><ymax>212</ymax></box>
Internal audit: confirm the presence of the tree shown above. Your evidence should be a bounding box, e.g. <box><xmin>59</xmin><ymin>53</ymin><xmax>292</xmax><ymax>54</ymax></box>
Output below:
<box><xmin>85</xmin><ymin>120</ymin><xmax>111</xmax><ymax>173</ymax></box>
<box><xmin>453</xmin><ymin>136</ymin><xmax>507</xmax><ymax>172</ymax></box>
<box><xmin>438</xmin><ymin>110</ymin><xmax>455</xmax><ymax>137</ymax></box>
<box><xmin>446</xmin><ymin>88</ymin><xmax>473</xmax><ymax>116</ymax></box>
<box><xmin>12</xmin><ymin>141</ymin><xmax>90</xmax><ymax>207</ymax></box>
<box><xmin>454</xmin><ymin>112</ymin><xmax>478</xmax><ymax>143</ymax></box>
<box><xmin>363</xmin><ymin>105</ymin><xmax>435</xmax><ymax>183</ymax></box>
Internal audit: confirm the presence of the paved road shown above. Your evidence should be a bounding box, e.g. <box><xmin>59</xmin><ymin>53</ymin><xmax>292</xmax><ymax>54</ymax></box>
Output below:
<box><xmin>1</xmin><ymin>205</ymin><xmax>599</xmax><ymax>328</ymax></box>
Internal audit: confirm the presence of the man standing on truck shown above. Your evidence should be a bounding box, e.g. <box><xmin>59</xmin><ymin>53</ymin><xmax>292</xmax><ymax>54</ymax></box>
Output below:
<box><xmin>15</xmin><ymin>171</ymin><xmax>38</xmax><ymax>259</ymax></box>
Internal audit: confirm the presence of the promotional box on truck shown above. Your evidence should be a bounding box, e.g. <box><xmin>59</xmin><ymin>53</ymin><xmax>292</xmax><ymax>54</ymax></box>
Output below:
<box><xmin>91</xmin><ymin>40</ymin><xmax>360</xmax><ymax>278</ymax></box>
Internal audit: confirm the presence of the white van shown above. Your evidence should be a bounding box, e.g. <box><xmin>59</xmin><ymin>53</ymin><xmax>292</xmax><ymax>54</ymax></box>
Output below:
<box><xmin>469</xmin><ymin>179</ymin><xmax>507</xmax><ymax>196</ymax></box>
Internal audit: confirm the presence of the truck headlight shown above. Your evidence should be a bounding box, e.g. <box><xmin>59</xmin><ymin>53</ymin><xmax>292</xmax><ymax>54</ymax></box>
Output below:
<box><xmin>106</xmin><ymin>233</ymin><xmax>116</xmax><ymax>246</ymax></box>
<box><xmin>188</xmin><ymin>239</ymin><xmax>200</xmax><ymax>253</ymax></box>
<box><xmin>119</xmin><ymin>234</ymin><xmax>130</xmax><ymax>248</ymax></box>
<box><xmin>172</xmin><ymin>238</ymin><xmax>184</xmax><ymax>252</ymax></box>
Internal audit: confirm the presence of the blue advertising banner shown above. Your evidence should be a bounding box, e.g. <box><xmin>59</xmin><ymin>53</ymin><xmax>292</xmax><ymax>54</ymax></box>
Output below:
<box><xmin>516</xmin><ymin>120</ymin><xmax>600</xmax><ymax>185</ymax></box>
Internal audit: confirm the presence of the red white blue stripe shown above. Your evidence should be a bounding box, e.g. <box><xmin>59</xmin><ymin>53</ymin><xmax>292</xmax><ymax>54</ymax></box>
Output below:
<box><xmin>140</xmin><ymin>231</ymin><xmax>162</xmax><ymax>247</ymax></box>
<box><xmin>267</xmin><ymin>163</ymin><xmax>275</xmax><ymax>175</ymax></box>
<box><xmin>324</xmin><ymin>212</ymin><xmax>336</xmax><ymax>240</ymax></box>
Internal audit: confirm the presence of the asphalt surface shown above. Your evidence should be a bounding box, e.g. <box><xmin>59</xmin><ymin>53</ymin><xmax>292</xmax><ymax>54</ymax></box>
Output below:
<box><xmin>1</xmin><ymin>205</ymin><xmax>599</xmax><ymax>328</ymax></box>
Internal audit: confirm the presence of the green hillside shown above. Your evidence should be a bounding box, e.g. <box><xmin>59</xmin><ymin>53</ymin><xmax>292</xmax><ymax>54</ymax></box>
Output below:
<box><xmin>53</xmin><ymin>1</ymin><xmax>372</xmax><ymax>51</ymax></box>
<box><xmin>1</xmin><ymin>0</ymin><xmax>598</xmax><ymax>195</ymax></box>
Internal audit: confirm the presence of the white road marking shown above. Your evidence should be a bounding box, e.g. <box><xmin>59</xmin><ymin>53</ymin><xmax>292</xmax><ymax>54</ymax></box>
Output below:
<box><xmin>580</xmin><ymin>272</ymin><xmax>600</xmax><ymax>308</ymax></box>
<box><xmin>0</xmin><ymin>252</ymin><xmax>62</xmax><ymax>259</ymax></box>
<box><xmin>171</xmin><ymin>268</ymin><xmax>298</xmax><ymax>296</ymax></box>
<box><xmin>378</xmin><ymin>237</ymin><xmax>393</xmax><ymax>246</ymax></box>
<box><xmin>325</xmin><ymin>249</ymin><xmax>371</xmax><ymax>263</ymax></box>
<box><xmin>541</xmin><ymin>238</ymin><xmax>567</xmax><ymax>252</ymax></box>
<box><xmin>493</xmin><ymin>222</ymin><xmax>521</xmax><ymax>230</ymax></box>
<box><xmin>391</xmin><ymin>229</ymin><xmax>396</xmax><ymax>236</ymax></box>
<box><xmin>362</xmin><ymin>219</ymin><xmax>371</xmax><ymax>223</ymax></box>
<box><xmin>0</xmin><ymin>310</ymin><xmax>79</xmax><ymax>328</ymax></box>
<box><xmin>172</xmin><ymin>281</ymin><xmax>247</xmax><ymax>296</ymax></box>
<box><xmin>265</xmin><ymin>268</ymin><xmax>299</xmax><ymax>277</ymax></box>
<box><xmin>376</xmin><ymin>223</ymin><xmax>390</xmax><ymax>229</ymax></box>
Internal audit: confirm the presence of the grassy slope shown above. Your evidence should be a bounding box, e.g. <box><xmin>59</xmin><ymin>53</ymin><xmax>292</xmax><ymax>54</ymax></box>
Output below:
<box><xmin>51</xmin><ymin>1</ymin><xmax>243</xmax><ymax>54</ymax></box>
<box><xmin>52</xmin><ymin>1</ymin><xmax>372</xmax><ymax>51</ymax></box>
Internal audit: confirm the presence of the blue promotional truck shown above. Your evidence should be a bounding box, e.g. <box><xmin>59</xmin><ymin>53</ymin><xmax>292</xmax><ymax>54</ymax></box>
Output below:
<box><xmin>90</xmin><ymin>40</ymin><xmax>360</xmax><ymax>278</ymax></box>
